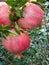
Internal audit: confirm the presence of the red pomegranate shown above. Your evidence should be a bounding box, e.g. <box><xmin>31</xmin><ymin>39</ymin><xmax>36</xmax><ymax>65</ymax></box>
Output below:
<box><xmin>2</xmin><ymin>29</ymin><xmax>30</xmax><ymax>54</ymax></box>
<box><xmin>17</xmin><ymin>2</ymin><xmax>44</xmax><ymax>30</ymax></box>
<box><xmin>0</xmin><ymin>2</ymin><xmax>11</xmax><ymax>26</ymax></box>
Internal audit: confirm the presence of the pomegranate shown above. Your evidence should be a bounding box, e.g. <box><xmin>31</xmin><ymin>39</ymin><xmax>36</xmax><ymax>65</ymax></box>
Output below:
<box><xmin>2</xmin><ymin>29</ymin><xmax>30</xmax><ymax>54</ymax></box>
<box><xmin>17</xmin><ymin>2</ymin><xmax>44</xmax><ymax>30</ymax></box>
<box><xmin>0</xmin><ymin>2</ymin><xmax>11</xmax><ymax>26</ymax></box>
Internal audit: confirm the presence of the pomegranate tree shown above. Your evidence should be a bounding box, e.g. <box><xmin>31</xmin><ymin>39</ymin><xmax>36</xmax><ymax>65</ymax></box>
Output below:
<box><xmin>2</xmin><ymin>29</ymin><xmax>30</xmax><ymax>54</ymax></box>
<box><xmin>17</xmin><ymin>2</ymin><xmax>44</xmax><ymax>30</ymax></box>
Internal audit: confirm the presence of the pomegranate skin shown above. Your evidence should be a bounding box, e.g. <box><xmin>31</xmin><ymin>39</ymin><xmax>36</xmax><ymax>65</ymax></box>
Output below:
<box><xmin>17</xmin><ymin>3</ymin><xmax>44</xmax><ymax>30</ymax></box>
<box><xmin>0</xmin><ymin>2</ymin><xmax>11</xmax><ymax>26</ymax></box>
<box><xmin>2</xmin><ymin>29</ymin><xmax>30</xmax><ymax>53</ymax></box>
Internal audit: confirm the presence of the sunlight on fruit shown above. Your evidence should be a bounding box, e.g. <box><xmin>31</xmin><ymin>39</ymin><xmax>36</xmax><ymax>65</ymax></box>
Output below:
<box><xmin>30</xmin><ymin>0</ymin><xmax>37</xmax><ymax>2</ymax></box>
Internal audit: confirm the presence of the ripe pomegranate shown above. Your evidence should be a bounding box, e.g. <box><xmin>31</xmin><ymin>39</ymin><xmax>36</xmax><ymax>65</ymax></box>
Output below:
<box><xmin>17</xmin><ymin>2</ymin><xmax>44</xmax><ymax>30</ymax></box>
<box><xmin>2</xmin><ymin>29</ymin><xmax>30</xmax><ymax>54</ymax></box>
<box><xmin>0</xmin><ymin>2</ymin><xmax>11</xmax><ymax>26</ymax></box>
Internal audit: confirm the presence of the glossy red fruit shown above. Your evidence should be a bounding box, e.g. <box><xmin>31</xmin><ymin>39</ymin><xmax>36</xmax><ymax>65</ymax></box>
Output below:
<box><xmin>0</xmin><ymin>2</ymin><xmax>11</xmax><ymax>26</ymax></box>
<box><xmin>17</xmin><ymin>2</ymin><xmax>44</xmax><ymax>30</ymax></box>
<box><xmin>2</xmin><ymin>29</ymin><xmax>30</xmax><ymax>54</ymax></box>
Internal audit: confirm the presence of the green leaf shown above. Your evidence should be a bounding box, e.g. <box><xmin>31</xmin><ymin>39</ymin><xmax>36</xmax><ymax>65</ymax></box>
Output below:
<box><xmin>37</xmin><ymin>0</ymin><xmax>46</xmax><ymax>3</ymax></box>
<box><xmin>15</xmin><ymin>7</ymin><xmax>23</xmax><ymax>18</ymax></box>
<box><xmin>5</xmin><ymin>0</ymin><xmax>16</xmax><ymax>7</ymax></box>
<box><xmin>0</xmin><ymin>26</ymin><xmax>10</xmax><ymax>31</ymax></box>
<box><xmin>9</xmin><ymin>13</ymin><xmax>15</xmax><ymax>21</ymax></box>
<box><xmin>7</xmin><ymin>30</ymin><xmax>18</xmax><ymax>36</ymax></box>
<box><xmin>5</xmin><ymin>0</ymin><xmax>27</xmax><ymax>7</ymax></box>
<box><xmin>14</xmin><ymin>24</ymin><xmax>20</xmax><ymax>34</ymax></box>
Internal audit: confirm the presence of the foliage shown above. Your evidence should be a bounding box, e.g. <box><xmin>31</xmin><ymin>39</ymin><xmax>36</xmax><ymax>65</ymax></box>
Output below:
<box><xmin>0</xmin><ymin>0</ymin><xmax>49</xmax><ymax>65</ymax></box>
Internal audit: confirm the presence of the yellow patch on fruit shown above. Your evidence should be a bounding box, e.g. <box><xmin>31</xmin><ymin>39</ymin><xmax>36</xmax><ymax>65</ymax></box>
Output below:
<box><xmin>30</xmin><ymin>0</ymin><xmax>37</xmax><ymax>2</ymax></box>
